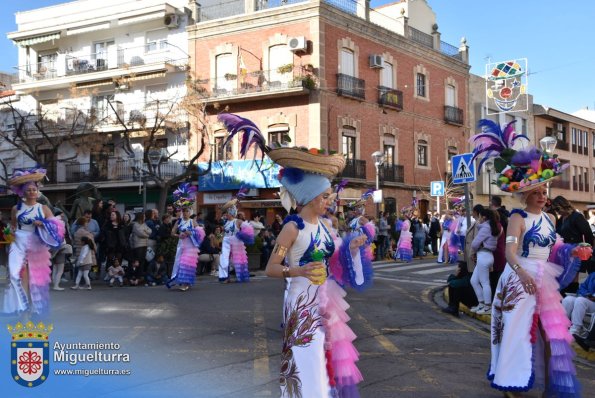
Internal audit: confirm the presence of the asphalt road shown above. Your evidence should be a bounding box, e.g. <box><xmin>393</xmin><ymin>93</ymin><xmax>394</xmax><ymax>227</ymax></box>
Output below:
<box><xmin>0</xmin><ymin>260</ymin><xmax>593</xmax><ymax>398</ymax></box>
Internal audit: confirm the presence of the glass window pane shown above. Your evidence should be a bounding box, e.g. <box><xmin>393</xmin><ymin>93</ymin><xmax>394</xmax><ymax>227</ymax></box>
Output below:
<box><xmin>382</xmin><ymin>61</ymin><xmax>393</xmax><ymax>88</ymax></box>
<box><xmin>341</xmin><ymin>49</ymin><xmax>354</xmax><ymax>77</ymax></box>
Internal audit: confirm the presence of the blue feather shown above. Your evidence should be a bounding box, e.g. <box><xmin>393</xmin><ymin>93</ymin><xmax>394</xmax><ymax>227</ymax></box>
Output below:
<box><xmin>283</xmin><ymin>167</ymin><xmax>305</xmax><ymax>184</ymax></box>
<box><xmin>218</xmin><ymin>113</ymin><xmax>267</xmax><ymax>158</ymax></box>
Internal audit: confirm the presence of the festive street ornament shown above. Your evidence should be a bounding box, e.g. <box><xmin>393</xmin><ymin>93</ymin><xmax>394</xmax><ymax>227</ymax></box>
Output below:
<box><xmin>486</xmin><ymin>58</ymin><xmax>528</xmax><ymax>114</ymax></box>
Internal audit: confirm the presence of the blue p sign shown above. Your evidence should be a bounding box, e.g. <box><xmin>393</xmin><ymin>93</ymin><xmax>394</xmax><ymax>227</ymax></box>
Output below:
<box><xmin>431</xmin><ymin>181</ymin><xmax>444</xmax><ymax>196</ymax></box>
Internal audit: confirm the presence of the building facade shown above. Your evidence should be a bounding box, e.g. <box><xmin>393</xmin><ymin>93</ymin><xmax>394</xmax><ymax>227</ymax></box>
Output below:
<box><xmin>3</xmin><ymin>0</ymin><xmax>193</xmax><ymax>210</ymax></box>
<box><xmin>189</xmin><ymin>0</ymin><xmax>470</xmax><ymax>221</ymax></box>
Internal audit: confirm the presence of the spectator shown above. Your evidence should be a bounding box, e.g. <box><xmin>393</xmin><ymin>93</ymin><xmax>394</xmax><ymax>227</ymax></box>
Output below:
<box><xmin>562</xmin><ymin>272</ymin><xmax>595</xmax><ymax>339</ymax></box>
<box><xmin>272</xmin><ymin>214</ymin><xmax>283</xmax><ymax>236</ymax></box>
<box><xmin>337</xmin><ymin>211</ymin><xmax>347</xmax><ymax>238</ymax></box>
<box><xmin>107</xmin><ymin>258</ymin><xmax>125</xmax><ymax>287</ymax></box>
<box><xmin>71</xmin><ymin>236</ymin><xmax>95</xmax><ymax>290</ymax></box>
<box><xmin>438</xmin><ymin>211</ymin><xmax>454</xmax><ymax>263</ymax></box>
<box><xmin>71</xmin><ymin>209</ymin><xmax>100</xmax><ymax>240</ymax></box>
<box><xmin>130</xmin><ymin>212</ymin><xmax>152</xmax><ymax>273</ymax></box>
<box><xmin>411</xmin><ymin>214</ymin><xmax>426</xmax><ymax>259</ymax></box>
<box><xmin>574</xmin><ymin>325</ymin><xmax>595</xmax><ymax>352</ymax></box>
<box><xmin>489</xmin><ymin>195</ymin><xmax>509</xmax><ymax>233</ymax></box>
<box><xmin>250</xmin><ymin>214</ymin><xmax>265</xmax><ymax>237</ymax></box>
<box><xmin>126</xmin><ymin>259</ymin><xmax>145</xmax><ymax>286</ymax></box>
<box><xmin>551</xmin><ymin>195</ymin><xmax>595</xmax><ymax>293</ymax></box>
<box><xmin>377</xmin><ymin>212</ymin><xmax>389</xmax><ymax>260</ymax></box>
<box><xmin>442</xmin><ymin>261</ymin><xmax>478</xmax><ymax>317</ymax></box>
<box><xmin>166</xmin><ymin>204</ymin><xmax>175</xmax><ymax>217</ymax></box>
<box><xmin>73</xmin><ymin>216</ymin><xmax>95</xmax><ymax>261</ymax></box>
<box><xmin>469</xmin><ymin>208</ymin><xmax>501</xmax><ymax>315</ymax></box>
<box><xmin>145</xmin><ymin>209</ymin><xmax>160</xmax><ymax>251</ymax></box>
<box><xmin>464</xmin><ymin>205</ymin><xmax>483</xmax><ymax>272</ymax></box>
<box><xmin>199</xmin><ymin>229</ymin><xmax>221</xmax><ymax>275</ymax></box>
<box><xmin>456</xmin><ymin>207</ymin><xmax>474</xmax><ymax>253</ymax></box>
<box><xmin>101</xmin><ymin>210</ymin><xmax>127</xmax><ymax>264</ymax></box>
<box><xmin>146</xmin><ymin>254</ymin><xmax>167</xmax><ymax>286</ymax></box>
<box><xmin>91</xmin><ymin>200</ymin><xmax>106</xmax><ymax>230</ymax></box>
<box><xmin>261</xmin><ymin>229</ymin><xmax>276</xmax><ymax>269</ymax></box>
<box><xmin>429</xmin><ymin>212</ymin><xmax>441</xmax><ymax>256</ymax></box>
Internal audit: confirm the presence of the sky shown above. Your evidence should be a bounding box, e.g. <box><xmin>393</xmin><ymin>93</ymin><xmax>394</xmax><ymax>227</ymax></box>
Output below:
<box><xmin>1</xmin><ymin>0</ymin><xmax>594</xmax><ymax>114</ymax></box>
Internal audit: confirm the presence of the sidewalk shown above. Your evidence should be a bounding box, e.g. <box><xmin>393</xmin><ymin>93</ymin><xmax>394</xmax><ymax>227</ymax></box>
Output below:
<box><xmin>443</xmin><ymin>289</ymin><xmax>595</xmax><ymax>362</ymax></box>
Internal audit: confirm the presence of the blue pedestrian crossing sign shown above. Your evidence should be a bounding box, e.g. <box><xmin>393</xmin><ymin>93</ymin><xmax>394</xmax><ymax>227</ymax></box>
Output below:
<box><xmin>430</xmin><ymin>181</ymin><xmax>445</xmax><ymax>196</ymax></box>
<box><xmin>451</xmin><ymin>153</ymin><xmax>476</xmax><ymax>184</ymax></box>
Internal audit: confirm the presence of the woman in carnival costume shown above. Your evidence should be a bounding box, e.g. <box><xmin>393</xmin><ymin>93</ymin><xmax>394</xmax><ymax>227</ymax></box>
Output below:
<box><xmin>166</xmin><ymin>183</ymin><xmax>205</xmax><ymax>291</ymax></box>
<box><xmin>217</xmin><ymin>112</ymin><xmax>374</xmax><ymax>397</ymax></box>
<box><xmin>394</xmin><ymin>207</ymin><xmax>413</xmax><ymax>262</ymax></box>
<box><xmin>218</xmin><ymin>187</ymin><xmax>254</xmax><ymax>283</ymax></box>
<box><xmin>3</xmin><ymin>167</ymin><xmax>64</xmax><ymax>316</ymax></box>
<box><xmin>470</xmin><ymin>119</ymin><xmax>584</xmax><ymax>397</ymax></box>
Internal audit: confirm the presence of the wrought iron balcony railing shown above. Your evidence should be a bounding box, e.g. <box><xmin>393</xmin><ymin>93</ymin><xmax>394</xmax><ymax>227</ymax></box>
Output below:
<box><xmin>336</xmin><ymin>73</ymin><xmax>365</xmax><ymax>100</ymax></box>
<box><xmin>379</xmin><ymin>164</ymin><xmax>404</xmax><ymax>183</ymax></box>
<box><xmin>340</xmin><ymin>159</ymin><xmax>366</xmax><ymax>180</ymax></box>
<box><xmin>378</xmin><ymin>86</ymin><xmax>403</xmax><ymax>110</ymax></box>
<box><xmin>444</xmin><ymin>105</ymin><xmax>463</xmax><ymax>125</ymax></box>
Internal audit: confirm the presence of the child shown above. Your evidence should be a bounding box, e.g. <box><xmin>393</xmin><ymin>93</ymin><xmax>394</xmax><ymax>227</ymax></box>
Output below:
<box><xmin>146</xmin><ymin>254</ymin><xmax>167</xmax><ymax>286</ymax></box>
<box><xmin>107</xmin><ymin>258</ymin><xmax>125</xmax><ymax>287</ymax></box>
<box><xmin>71</xmin><ymin>236</ymin><xmax>95</xmax><ymax>290</ymax></box>
<box><xmin>126</xmin><ymin>259</ymin><xmax>145</xmax><ymax>286</ymax></box>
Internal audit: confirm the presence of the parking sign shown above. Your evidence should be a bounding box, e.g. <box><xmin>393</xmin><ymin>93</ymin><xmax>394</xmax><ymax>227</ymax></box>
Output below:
<box><xmin>430</xmin><ymin>181</ymin><xmax>445</xmax><ymax>197</ymax></box>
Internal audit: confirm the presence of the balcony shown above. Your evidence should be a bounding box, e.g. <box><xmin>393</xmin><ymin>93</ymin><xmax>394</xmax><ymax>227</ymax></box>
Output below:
<box><xmin>444</xmin><ymin>105</ymin><xmax>463</xmax><ymax>125</ymax></box>
<box><xmin>378</xmin><ymin>86</ymin><xmax>403</xmax><ymax>111</ymax></box>
<box><xmin>13</xmin><ymin>43</ymin><xmax>187</xmax><ymax>92</ymax></box>
<box><xmin>550</xmin><ymin>179</ymin><xmax>570</xmax><ymax>190</ymax></box>
<box><xmin>337</xmin><ymin>74</ymin><xmax>365</xmax><ymax>100</ymax></box>
<box><xmin>340</xmin><ymin>159</ymin><xmax>366</xmax><ymax>180</ymax></box>
<box><xmin>198</xmin><ymin>65</ymin><xmax>312</xmax><ymax>104</ymax></box>
<box><xmin>557</xmin><ymin>140</ymin><xmax>569</xmax><ymax>151</ymax></box>
<box><xmin>62</xmin><ymin>159</ymin><xmax>185</xmax><ymax>184</ymax></box>
<box><xmin>379</xmin><ymin>164</ymin><xmax>404</xmax><ymax>183</ymax></box>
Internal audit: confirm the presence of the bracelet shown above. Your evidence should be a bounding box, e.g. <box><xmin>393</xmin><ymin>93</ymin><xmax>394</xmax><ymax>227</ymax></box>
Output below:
<box><xmin>272</xmin><ymin>243</ymin><xmax>288</xmax><ymax>259</ymax></box>
<box><xmin>505</xmin><ymin>236</ymin><xmax>518</xmax><ymax>244</ymax></box>
<box><xmin>282</xmin><ymin>266</ymin><xmax>291</xmax><ymax>279</ymax></box>
<box><xmin>511</xmin><ymin>263</ymin><xmax>522</xmax><ymax>272</ymax></box>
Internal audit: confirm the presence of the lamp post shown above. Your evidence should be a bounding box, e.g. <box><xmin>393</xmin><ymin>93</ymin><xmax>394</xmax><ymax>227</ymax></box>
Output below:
<box><xmin>540</xmin><ymin>136</ymin><xmax>557</xmax><ymax>197</ymax></box>
<box><xmin>485</xmin><ymin>160</ymin><xmax>493</xmax><ymax>206</ymax></box>
<box><xmin>371</xmin><ymin>150</ymin><xmax>385</xmax><ymax>217</ymax></box>
<box><xmin>143</xmin><ymin>149</ymin><xmax>163</xmax><ymax>211</ymax></box>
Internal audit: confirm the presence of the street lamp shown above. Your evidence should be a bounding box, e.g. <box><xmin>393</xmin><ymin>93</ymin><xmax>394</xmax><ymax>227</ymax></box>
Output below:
<box><xmin>371</xmin><ymin>150</ymin><xmax>385</xmax><ymax>217</ymax></box>
<box><xmin>485</xmin><ymin>160</ymin><xmax>493</xmax><ymax>206</ymax></box>
<box><xmin>143</xmin><ymin>149</ymin><xmax>163</xmax><ymax>211</ymax></box>
<box><xmin>540</xmin><ymin>136</ymin><xmax>557</xmax><ymax>197</ymax></box>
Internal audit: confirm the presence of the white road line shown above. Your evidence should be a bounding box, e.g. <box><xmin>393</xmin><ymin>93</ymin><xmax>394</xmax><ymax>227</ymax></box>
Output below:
<box><xmin>412</xmin><ymin>265</ymin><xmax>457</xmax><ymax>275</ymax></box>
<box><xmin>378</xmin><ymin>263</ymin><xmax>440</xmax><ymax>272</ymax></box>
<box><xmin>374</xmin><ymin>276</ymin><xmax>444</xmax><ymax>286</ymax></box>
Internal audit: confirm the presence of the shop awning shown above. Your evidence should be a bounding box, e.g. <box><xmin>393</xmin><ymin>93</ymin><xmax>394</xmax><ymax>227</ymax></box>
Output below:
<box><xmin>14</xmin><ymin>32</ymin><xmax>61</xmax><ymax>47</ymax></box>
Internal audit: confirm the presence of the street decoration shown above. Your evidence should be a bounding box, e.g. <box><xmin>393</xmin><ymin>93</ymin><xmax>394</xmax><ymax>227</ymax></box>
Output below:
<box><xmin>485</xmin><ymin>58</ymin><xmax>528</xmax><ymax>114</ymax></box>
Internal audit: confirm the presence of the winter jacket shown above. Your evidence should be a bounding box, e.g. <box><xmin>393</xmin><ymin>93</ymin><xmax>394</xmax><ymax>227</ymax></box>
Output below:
<box><xmin>471</xmin><ymin>221</ymin><xmax>499</xmax><ymax>253</ymax></box>
<box><xmin>131</xmin><ymin>222</ymin><xmax>151</xmax><ymax>249</ymax></box>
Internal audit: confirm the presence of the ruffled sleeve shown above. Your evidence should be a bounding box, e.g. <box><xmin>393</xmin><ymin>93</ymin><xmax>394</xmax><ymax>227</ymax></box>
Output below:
<box><xmin>189</xmin><ymin>226</ymin><xmax>206</xmax><ymax>248</ymax></box>
<box><xmin>548</xmin><ymin>238</ymin><xmax>582</xmax><ymax>289</ymax></box>
<box><xmin>236</xmin><ymin>221</ymin><xmax>255</xmax><ymax>245</ymax></box>
<box><xmin>36</xmin><ymin>216</ymin><xmax>65</xmax><ymax>249</ymax></box>
<box><xmin>337</xmin><ymin>232</ymin><xmax>374</xmax><ymax>291</ymax></box>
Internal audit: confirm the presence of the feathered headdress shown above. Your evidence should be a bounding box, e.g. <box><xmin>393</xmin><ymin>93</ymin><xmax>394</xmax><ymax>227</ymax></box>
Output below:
<box><xmin>9</xmin><ymin>167</ymin><xmax>47</xmax><ymax>197</ymax></box>
<box><xmin>470</xmin><ymin>119</ymin><xmax>567</xmax><ymax>193</ymax></box>
<box><xmin>469</xmin><ymin>119</ymin><xmax>529</xmax><ymax>171</ymax></box>
<box><xmin>217</xmin><ymin>113</ymin><xmax>268</xmax><ymax>161</ymax></box>
<box><xmin>172</xmin><ymin>183</ymin><xmax>198</xmax><ymax>209</ymax></box>
<box><xmin>222</xmin><ymin>186</ymin><xmax>249</xmax><ymax>211</ymax></box>
<box><xmin>347</xmin><ymin>188</ymin><xmax>375</xmax><ymax>209</ymax></box>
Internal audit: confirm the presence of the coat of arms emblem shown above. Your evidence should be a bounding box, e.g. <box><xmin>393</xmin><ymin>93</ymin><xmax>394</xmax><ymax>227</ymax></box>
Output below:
<box><xmin>7</xmin><ymin>321</ymin><xmax>53</xmax><ymax>387</ymax></box>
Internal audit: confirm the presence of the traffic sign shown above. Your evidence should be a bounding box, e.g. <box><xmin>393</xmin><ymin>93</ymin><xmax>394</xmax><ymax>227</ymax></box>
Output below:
<box><xmin>430</xmin><ymin>181</ymin><xmax>445</xmax><ymax>196</ymax></box>
<box><xmin>451</xmin><ymin>153</ymin><xmax>476</xmax><ymax>184</ymax></box>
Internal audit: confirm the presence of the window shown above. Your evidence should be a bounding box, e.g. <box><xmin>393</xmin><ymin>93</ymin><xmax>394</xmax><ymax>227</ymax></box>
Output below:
<box><xmin>417</xmin><ymin>140</ymin><xmax>428</xmax><ymax>166</ymax></box>
<box><xmin>571</xmin><ymin>127</ymin><xmax>577</xmax><ymax>152</ymax></box>
<box><xmin>384</xmin><ymin>144</ymin><xmax>394</xmax><ymax>166</ymax></box>
<box><xmin>93</xmin><ymin>40</ymin><xmax>115</xmax><ymax>69</ymax></box>
<box><xmin>416</xmin><ymin>73</ymin><xmax>426</xmax><ymax>97</ymax></box>
<box><xmin>445</xmin><ymin>84</ymin><xmax>455</xmax><ymax>107</ymax></box>
<box><xmin>342</xmin><ymin>133</ymin><xmax>356</xmax><ymax>160</ymax></box>
<box><xmin>340</xmin><ymin>49</ymin><xmax>355</xmax><ymax>77</ymax></box>
<box><xmin>447</xmin><ymin>146</ymin><xmax>458</xmax><ymax>161</ymax></box>
<box><xmin>92</xmin><ymin>95</ymin><xmax>114</xmax><ymax>121</ymax></box>
<box><xmin>592</xmin><ymin>132</ymin><xmax>595</xmax><ymax>156</ymax></box>
<box><xmin>583</xmin><ymin>130</ymin><xmax>588</xmax><ymax>155</ymax></box>
<box><xmin>215</xmin><ymin>53</ymin><xmax>236</xmax><ymax>92</ymax></box>
<box><xmin>268</xmin><ymin>44</ymin><xmax>293</xmax><ymax>84</ymax></box>
<box><xmin>146</xmin><ymin>29</ymin><xmax>168</xmax><ymax>52</ymax></box>
<box><xmin>520</xmin><ymin>118</ymin><xmax>527</xmax><ymax>136</ymax></box>
<box><xmin>268</xmin><ymin>128</ymin><xmax>290</xmax><ymax>147</ymax></box>
<box><xmin>214</xmin><ymin>136</ymin><xmax>232</xmax><ymax>161</ymax></box>
<box><xmin>381</xmin><ymin>61</ymin><xmax>394</xmax><ymax>89</ymax></box>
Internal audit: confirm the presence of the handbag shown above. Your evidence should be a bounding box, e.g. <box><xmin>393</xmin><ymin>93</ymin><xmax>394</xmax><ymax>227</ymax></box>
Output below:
<box><xmin>145</xmin><ymin>246</ymin><xmax>155</xmax><ymax>262</ymax></box>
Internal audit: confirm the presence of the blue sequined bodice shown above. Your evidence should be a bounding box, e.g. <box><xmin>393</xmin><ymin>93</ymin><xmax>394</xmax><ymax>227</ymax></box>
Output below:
<box><xmin>17</xmin><ymin>203</ymin><xmax>43</xmax><ymax>232</ymax></box>
<box><xmin>178</xmin><ymin>218</ymin><xmax>194</xmax><ymax>232</ymax></box>
<box><xmin>286</xmin><ymin>217</ymin><xmax>335</xmax><ymax>268</ymax></box>
<box><xmin>224</xmin><ymin>219</ymin><xmax>236</xmax><ymax>236</ymax></box>
<box><xmin>519</xmin><ymin>211</ymin><xmax>556</xmax><ymax>259</ymax></box>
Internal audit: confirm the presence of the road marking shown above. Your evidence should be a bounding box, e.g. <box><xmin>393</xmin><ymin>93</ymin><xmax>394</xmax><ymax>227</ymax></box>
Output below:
<box><xmin>378</xmin><ymin>263</ymin><xmax>439</xmax><ymax>272</ymax></box>
<box><xmin>253</xmin><ymin>299</ymin><xmax>269</xmax><ymax>382</ymax></box>
<box><xmin>375</xmin><ymin>276</ymin><xmax>444</xmax><ymax>286</ymax></box>
<box><xmin>412</xmin><ymin>265</ymin><xmax>457</xmax><ymax>275</ymax></box>
<box><xmin>354</xmin><ymin>313</ymin><xmax>400</xmax><ymax>354</ymax></box>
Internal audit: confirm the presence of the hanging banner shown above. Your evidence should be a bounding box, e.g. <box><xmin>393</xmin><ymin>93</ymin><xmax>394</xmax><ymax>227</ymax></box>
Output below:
<box><xmin>198</xmin><ymin>160</ymin><xmax>281</xmax><ymax>191</ymax></box>
<box><xmin>485</xmin><ymin>58</ymin><xmax>528</xmax><ymax>114</ymax></box>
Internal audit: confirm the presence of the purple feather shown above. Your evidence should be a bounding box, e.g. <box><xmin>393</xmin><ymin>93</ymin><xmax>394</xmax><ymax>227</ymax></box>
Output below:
<box><xmin>511</xmin><ymin>147</ymin><xmax>541</xmax><ymax>165</ymax></box>
<box><xmin>502</xmin><ymin>120</ymin><xmax>517</xmax><ymax>146</ymax></box>
<box><xmin>218</xmin><ymin>113</ymin><xmax>267</xmax><ymax>158</ymax></box>
<box><xmin>335</xmin><ymin>179</ymin><xmax>349</xmax><ymax>194</ymax></box>
<box><xmin>361</xmin><ymin>188</ymin><xmax>375</xmax><ymax>200</ymax></box>
<box><xmin>236</xmin><ymin>186</ymin><xmax>249</xmax><ymax>199</ymax></box>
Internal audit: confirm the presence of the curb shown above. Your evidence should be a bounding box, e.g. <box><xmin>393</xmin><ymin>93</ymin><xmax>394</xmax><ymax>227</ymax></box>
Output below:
<box><xmin>442</xmin><ymin>288</ymin><xmax>594</xmax><ymax>362</ymax></box>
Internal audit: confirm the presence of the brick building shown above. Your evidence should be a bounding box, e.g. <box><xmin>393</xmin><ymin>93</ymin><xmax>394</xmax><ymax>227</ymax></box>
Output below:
<box><xmin>189</xmin><ymin>0</ymin><xmax>470</xmax><ymax>221</ymax></box>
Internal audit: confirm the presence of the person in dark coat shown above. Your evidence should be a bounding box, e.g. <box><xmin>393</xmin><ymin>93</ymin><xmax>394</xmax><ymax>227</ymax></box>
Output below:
<box><xmin>442</xmin><ymin>261</ymin><xmax>478</xmax><ymax>317</ymax></box>
<box><xmin>490</xmin><ymin>195</ymin><xmax>509</xmax><ymax>233</ymax></box>
<box><xmin>429</xmin><ymin>212</ymin><xmax>441</xmax><ymax>255</ymax></box>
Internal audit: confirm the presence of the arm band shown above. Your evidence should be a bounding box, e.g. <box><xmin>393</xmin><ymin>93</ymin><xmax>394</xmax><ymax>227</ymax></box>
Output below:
<box><xmin>272</xmin><ymin>243</ymin><xmax>288</xmax><ymax>259</ymax></box>
<box><xmin>505</xmin><ymin>236</ymin><xmax>518</xmax><ymax>244</ymax></box>
<box><xmin>282</xmin><ymin>266</ymin><xmax>291</xmax><ymax>279</ymax></box>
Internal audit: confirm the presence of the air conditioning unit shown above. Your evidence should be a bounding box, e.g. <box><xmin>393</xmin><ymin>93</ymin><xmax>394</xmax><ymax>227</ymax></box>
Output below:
<box><xmin>369</xmin><ymin>54</ymin><xmax>384</xmax><ymax>69</ymax></box>
<box><xmin>556</xmin><ymin>123</ymin><xmax>564</xmax><ymax>131</ymax></box>
<box><xmin>288</xmin><ymin>36</ymin><xmax>307</xmax><ymax>52</ymax></box>
<box><xmin>164</xmin><ymin>14</ymin><xmax>179</xmax><ymax>28</ymax></box>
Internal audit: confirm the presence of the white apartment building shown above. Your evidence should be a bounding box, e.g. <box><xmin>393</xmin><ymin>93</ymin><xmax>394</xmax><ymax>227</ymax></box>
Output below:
<box><xmin>2</xmin><ymin>0</ymin><xmax>195</xmax><ymax>208</ymax></box>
